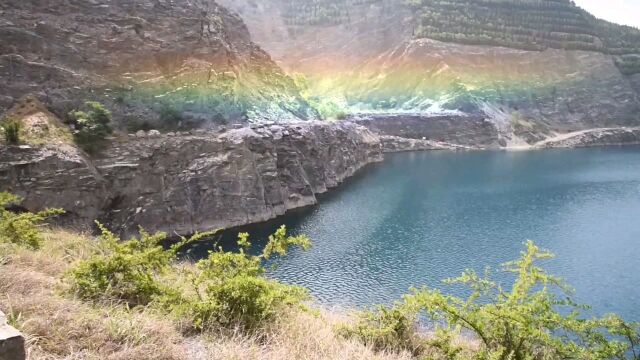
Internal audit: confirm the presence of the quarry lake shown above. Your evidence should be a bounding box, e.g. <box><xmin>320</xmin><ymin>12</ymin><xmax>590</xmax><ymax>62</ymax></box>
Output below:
<box><xmin>190</xmin><ymin>147</ymin><xmax>640</xmax><ymax>321</ymax></box>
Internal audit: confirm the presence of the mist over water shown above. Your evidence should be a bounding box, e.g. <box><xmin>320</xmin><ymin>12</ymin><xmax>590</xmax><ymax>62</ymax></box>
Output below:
<box><xmin>192</xmin><ymin>147</ymin><xmax>640</xmax><ymax>320</ymax></box>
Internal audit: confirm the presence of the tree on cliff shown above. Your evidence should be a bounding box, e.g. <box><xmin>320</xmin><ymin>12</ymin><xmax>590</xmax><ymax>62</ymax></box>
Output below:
<box><xmin>68</xmin><ymin>101</ymin><xmax>113</xmax><ymax>154</ymax></box>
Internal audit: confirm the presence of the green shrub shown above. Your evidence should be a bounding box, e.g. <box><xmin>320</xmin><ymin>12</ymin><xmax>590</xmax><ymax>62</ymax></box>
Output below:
<box><xmin>335</xmin><ymin>111</ymin><xmax>349</xmax><ymax>120</ymax></box>
<box><xmin>0</xmin><ymin>192</ymin><xmax>64</xmax><ymax>249</ymax></box>
<box><xmin>166</xmin><ymin>226</ymin><xmax>312</xmax><ymax>332</ymax></box>
<box><xmin>340</xmin><ymin>302</ymin><xmax>423</xmax><ymax>355</ymax></box>
<box><xmin>70</xmin><ymin>223</ymin><xmax>311</xmax><ymax>332</ymax></box>
<box><xmin>69</xmin><ymin>222</ymin><xmax>214</xmax><ymax>306</ymax></box>
<box><xmin>344</xmin><ymin>241</ymin><xmax>640</xmax><ymax>359</ymax></box>
<box><xmin>158</xmin><ymin>104</ymin><xmax>183</xmax><ymax>128</ymax></box>
<box><xmin>1</xmin><ymin>119</ymin><xmax>21</xmax><ymax>145</ymax></box>
<box><xmin>69</xmin><ymin>101</ymin><xmax>113</xmax><ymax>153</ymax></box>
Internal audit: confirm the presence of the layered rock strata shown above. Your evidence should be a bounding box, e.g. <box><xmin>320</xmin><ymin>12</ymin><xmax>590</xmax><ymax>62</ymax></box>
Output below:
<box><xmin>353</xmin><ymin>113</ymin><xmax>501</xmax><ymax>147</ymax></box>
<box><xmin>0</xmin><ymin>122</ymin><xmax>382</xmax><ymax>236</ymax></box>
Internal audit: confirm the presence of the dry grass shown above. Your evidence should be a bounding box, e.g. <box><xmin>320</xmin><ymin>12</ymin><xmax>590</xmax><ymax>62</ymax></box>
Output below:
<box><xmin>188</xmin><ymin>310</ymin><xmax>414</xmax><ymax>360</ymax></box>
<box><xmin>0</xmin><ymin>230</ymin><xmax>185</xmax><ymax>360</ymax></box>
<box><xmin>0</xmin><ymin>229</ymin><xmax>416</xmax><ymax>360</ymax></box>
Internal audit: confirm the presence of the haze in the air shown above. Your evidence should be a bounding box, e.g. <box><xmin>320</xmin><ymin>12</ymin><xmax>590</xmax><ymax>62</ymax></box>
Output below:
<box><xmin>575</xmin><ymin>0</ymin><xmax>640</xmax><ymax>28</ymax></box>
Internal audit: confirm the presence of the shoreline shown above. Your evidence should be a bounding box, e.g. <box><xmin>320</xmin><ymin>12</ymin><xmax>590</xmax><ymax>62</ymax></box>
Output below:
<box><xmin>3</xmin><ymin>121</ymin><xmax>640</xmax><ymax>237</ymax></box>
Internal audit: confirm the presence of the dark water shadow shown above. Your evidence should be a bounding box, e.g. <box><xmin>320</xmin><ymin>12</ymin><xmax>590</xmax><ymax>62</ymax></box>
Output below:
<box><xmin>179</xmin><ymin>159</ymin><xmax>388</xmax><ymax>260</ymax></box>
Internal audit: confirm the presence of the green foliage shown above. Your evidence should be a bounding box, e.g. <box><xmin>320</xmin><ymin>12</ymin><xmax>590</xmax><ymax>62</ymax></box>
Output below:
<box><xmin>69</xmin><ymin>222</ymin><xmax>214</xmax><ymax>306</ymax></box>
<box><xmin>166</xmin><ymin>226</ymin><xmax>312</xmax><ymax>332</ymax></box>
<box><xmin>69</xmin><ymin>223</ymin><xmax>311</xmax><ymax>332</ymax></box>
<box><xmin>292</xmin><ymin>73</ymin><xmax>350</xmax><ymax>121</ymax></box>
<box><xmin>68</xmin><ymin>101</ymin><xmax>113</xmax><ymax>153</ymax></box>
<box><xmin>158</xmin><ymin>103</ymin><xmax>183</xmax><ymax>128</ymax></box>
<box><xmin>344</xmin><ymin>241</ymin><xmax>640</xmax><ymax>359</ymax></box>
<box><xmin>1</xmin><ymin>118</ymin><xmax>21</xmax><ymax>145</ymax></box>
<box><xmin>0</xmin><ymin>192</ymin><xmax>64</xmax><ymax>249</ymax></box>
<box><xmin>340</xmin><ymin>302</ymin><xmax>423</xmax><ymax>355</ymax></box>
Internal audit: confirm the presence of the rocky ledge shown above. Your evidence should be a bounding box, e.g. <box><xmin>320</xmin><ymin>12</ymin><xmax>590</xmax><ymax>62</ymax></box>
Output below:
<box><xmin>380</xmin><ymin>135</ymin><xmax>475</xmax><ymax>153</ymax></box>
<box><xmin>534</xmin><ymin>127</ymin><xmax>640</xmax><ymax>149</ymax></box>
<box><xmin>0</xmin><ymin>122</ymin><xmax>382</xmax><ymax>236</ymax></box>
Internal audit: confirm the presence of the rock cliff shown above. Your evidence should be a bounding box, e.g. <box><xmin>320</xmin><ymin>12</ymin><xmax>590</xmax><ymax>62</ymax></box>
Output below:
<box><xmin>345</xmin><ymin>39</ymin><xmax>640</xmax><ymax>145</ymax></box>
<box><xmin>0</xmin><ymin>122</ymin><xmax>382</xmax><ymax>236</ymax></box>
<box><xmin>0</xmin><ymin>0</ymin><xmax>316</xmax><ymax>127</ymax></box>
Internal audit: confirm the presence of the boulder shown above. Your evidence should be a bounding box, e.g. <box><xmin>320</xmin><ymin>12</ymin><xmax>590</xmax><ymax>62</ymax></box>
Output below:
<box><xmin>0</xmin><ymin>311</ymin><xmax>25</xmax><ymax>360</ymax></box>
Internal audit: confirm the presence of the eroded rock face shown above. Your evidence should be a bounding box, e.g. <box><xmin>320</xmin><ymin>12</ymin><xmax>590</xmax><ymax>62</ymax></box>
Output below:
<box><xmin>0</xmin><ymin>122</ymin><xmax>381</xmax><ymax>236</ymax></box>
<box><xmin>0</xmin><ymin>144</ymin><xmax>108</xmax><ymax>223</ymax></box>
<box><xmin>218</xmin><ymin>1</ymin><xmax>640</xmax><ymax>143</ymax></box>
<box><xmin>0</xmin><ymin>0</ymin><xmax>316</xmax><ymax>125</ymax></box>
<box><xmin>346</xmin><ymin>40</ymin><xmax>640</xmax><ymax>139</ymax></box>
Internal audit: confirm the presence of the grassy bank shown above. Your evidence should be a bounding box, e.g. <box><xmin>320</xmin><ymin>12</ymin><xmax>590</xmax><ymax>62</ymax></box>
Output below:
<box><xmin>0</xmin><ymin>229</ymin><xmax>413</xmax><ymax>360</ymax></box>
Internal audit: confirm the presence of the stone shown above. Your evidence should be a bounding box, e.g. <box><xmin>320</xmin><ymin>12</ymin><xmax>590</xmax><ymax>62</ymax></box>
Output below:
<box><xmin>147</xmin><ymin>129</ymin><xmax>161</xmax><ymax>137</ymax></box>
<box><xmin>0</xmin><ymin>311</ymin><xmax>25</xmax><ymax>360</ymax></box>
<box><xmin>135</xmin><ymin>130</ymin><xmax>146</xmax><ymax>138</ymax></box>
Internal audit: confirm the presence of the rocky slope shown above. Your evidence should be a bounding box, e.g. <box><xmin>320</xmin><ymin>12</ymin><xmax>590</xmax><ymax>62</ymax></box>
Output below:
<box><xmin>347</xmin><ymin>39</ymin><xmax>640</xmax><ymax>145</ymax></box>
<box><xmin>0</xmin><ymin>122</ymin><xmax>383</xmax><ymax>236</ymax></box>
<box><xmin>219</xmin><ymin>0</ymin><xmax>640</xmax><ymax>145</ymax></box>
<box><xmin>0</xmin><ymin>0</ymin><xmax>316</xmax><ymax>127</ymax></box>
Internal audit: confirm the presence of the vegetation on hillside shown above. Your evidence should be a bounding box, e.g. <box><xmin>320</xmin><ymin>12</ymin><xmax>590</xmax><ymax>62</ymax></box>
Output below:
<box><xmin>1</xmin><ymin>192</ymin><xmax>639</xmax><ymax>359</ymax></box>
<box><xmin>343</xmin><ymin>240</ymin><xmax>640</xmax><ymax>359</ymax></box>
<box><xmin>1</xmin><ymin>118</ymin><xmax>21</xmax><ymax>145</ymax></box>
<box><xmin>68</xmin><ymin>101</ymin><xmax>113</xmax><ymax>154</ymax></box>
<box><xmin>68</xmin><ymin>221</ymin><xmax>311</xmax><ymax>333</ymax></box>
<box><xmin>0</xmin><ymin>97</ymin><xmax>74</xmax><ymax>146</ymax></box>
<box><xmin>281</xmin><ymin>0</ymin><xmax>383</xmax><ymax>26</ymax></box>
<box><xmin>0</xmin><ymin>193</ymin><xmax>63</xmax><ymax>249</ymax></box>
<box><xmin>409</xmin><ymin>0</ymin><xmax>640</xmax><ymax>74</ymax></box>
<box><xmin>276</xmin><ymin>0</ymin><xmax>640</xmax><ymax>75</ymax></box>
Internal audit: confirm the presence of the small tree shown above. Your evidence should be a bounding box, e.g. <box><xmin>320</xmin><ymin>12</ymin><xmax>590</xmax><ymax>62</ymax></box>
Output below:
<box><xmin>345</xmin><ymin>241</ymin><xmax>640</xmax><ymax>359</ymax></box>
<box><xmin>69</xmin><ymin>223</ymin><xmax>312</xmax><ymax>333</ymax></box>
<box><xmin>69</xmin><ymin>101</ymin><xmax>113</xmax><ymax>153</ymax></box>
<box><xmin>0</xmin><ymin>192</ymin><xmax>64</xmax><ymax>249</ymax></box>
<box><xmin>165</xmin><ymin>226</ymin><xmax>312</xmax><ymax>332</ymax></box>
<box><xmin>1</xmin><ymin>118</ymin><xmax>21</xmax><ymax>145</ymax></box>
<box><xmin>69</xmin><ymin>222</ymin><xmax>213</xmax><ymax>306</ymax></box>
<box><xmin>158</xmin><ymin>103</ymin><xmax>183</xmax><ymax>128</ymax></box>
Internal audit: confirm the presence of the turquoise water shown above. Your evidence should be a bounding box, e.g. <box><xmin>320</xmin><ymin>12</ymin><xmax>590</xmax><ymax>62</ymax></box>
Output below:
<box><xmin>193</xmin><ymin>147</ymin><xmax>640</xmax><ymax>320</ymax></box>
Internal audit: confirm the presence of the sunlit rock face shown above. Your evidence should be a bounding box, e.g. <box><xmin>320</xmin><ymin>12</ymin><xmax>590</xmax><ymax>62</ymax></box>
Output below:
<box><xmin>346</xmin><ymin>39</ymin><xmax>640</xmax><ymax>145</ymax></box>
<box><xmin>0</xmin><ymin>0</ymin><xmax>317</xmax><ymax>126</ymax></box>
<box><xmin>219</xmin><ymin>0</ymin><xmax>640</xmax><ymax>144</ymax></box>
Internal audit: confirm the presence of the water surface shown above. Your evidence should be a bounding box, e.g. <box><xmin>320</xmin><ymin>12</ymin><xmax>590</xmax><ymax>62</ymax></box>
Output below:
<box><xmin>192</xmin><ymin>147</ymin><xmax>640</xmax><ymax>320</ymax></box>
